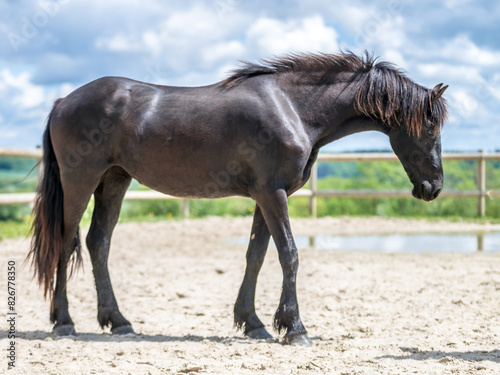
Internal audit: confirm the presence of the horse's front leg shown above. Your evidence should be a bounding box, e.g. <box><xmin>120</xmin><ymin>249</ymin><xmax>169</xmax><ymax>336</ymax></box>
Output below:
<box><xmin>255</xmin><ymin>188</ymin><xmax>312</xmax><ymax>346</ymax></box>
<box><xmin>234</xmin><ymin>204</ymin><xmax>272</xmax><ymax>339</ymax></box>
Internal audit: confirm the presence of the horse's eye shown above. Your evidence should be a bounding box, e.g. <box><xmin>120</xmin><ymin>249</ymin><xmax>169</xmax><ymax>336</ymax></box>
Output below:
<box><xmin>427</xmin><ymin>129</ymin><xmax>434</xmax><ymax>136</ymax></box>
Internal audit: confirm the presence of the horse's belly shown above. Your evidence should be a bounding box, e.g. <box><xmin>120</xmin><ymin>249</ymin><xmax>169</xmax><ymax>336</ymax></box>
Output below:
<box><xmin>129</xmin><ymin>163</ymin><xmax>250</xmax><ymax>199</ymax></box>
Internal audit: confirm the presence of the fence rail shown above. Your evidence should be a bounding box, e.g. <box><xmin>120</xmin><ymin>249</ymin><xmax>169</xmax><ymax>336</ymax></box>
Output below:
<box><xmin>1</xmin><ymin>148</ymin><xmax>499</xmax><ymax>217</ymax></box>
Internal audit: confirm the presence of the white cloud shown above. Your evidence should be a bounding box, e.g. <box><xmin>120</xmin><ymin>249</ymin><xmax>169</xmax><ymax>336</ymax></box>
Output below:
<box><xmin>145</xmin><ymin>4</ymin><xmax>248</xmax><ymax>52</ymax></box>
<box><xmin>405</xmin><ymin>35</ymin><xmax>500</xmax><ymax>77</ymax></box>
<box><xmin>1</xmin><ymin>0</ymin><xmax>500</xmax><ymax>151</ymax></box>
<box><xmin>161</xmin><ymin>4</ymin><xmax>229</xmax><ymax>41</ymax></box>
<box><xmin>201</xmin><ymin>40</ymin><xmax>245</xmax><ymax>65</ymax></box>
<box><xmin>141</xmin><ymin>31</ymin><xmax>162</xmax><ymax>57</ymax></box>
<box><xmin>370</xmin><ymin>15</ymin><xmax>408</xmax><ymax>50</ymax></box>
<box><xmin>417</xmin><ymin>63</ymin><xmax>483</xmax><ymax>83</ymax></box>
<box><xmin>95</xmin><ymin>34</ymin><xmax>142</xmax><ymax>52</ymax></box>
<box><xmin>0</xmin><ymin>69</ymin><xmax>45</xmax><ymax>109</ymax></box>
<box><xmin>318</xmin><ymin>3</ymin><xmax>377</xmax><ymax>34</ymax></box>
<box><xmin>59</xmin><ymin>83</ymin><xmax>75</xmax><ymax>97</ymax></box>
<box><xmin>92</xmin><ymin>3</ymin><xmax>250</xmax><ymax>78</ymax></box>
<box><xmin>381</xmin><ymin>49</ymin><xmax>408</xmax><ymax>68</ymax></box>
<box><xmin>449</xmin><ymin>88</ymin><xmax>478</xmax><ymax>116</ymax></box>
<box><xmin>246</xmin><ymin>15</ymin><xmax>339</xmax><ymax>56</ymax></box>
<box><xmin>439</xmin><ymin>34</ymin><xmax>500</xmax><ymax>67</ymax></box>
<box><xmin>354</xmin><ymin>15</ymin><xmax>408</xmax><ymax>51</ymax></box>
<box><xmin>0</xmin><ymin>68</ymin><xmax>75</xmax><ymax>148</ymax></box>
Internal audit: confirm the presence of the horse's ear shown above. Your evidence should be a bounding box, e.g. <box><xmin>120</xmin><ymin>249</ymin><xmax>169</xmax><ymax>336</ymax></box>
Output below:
<box><xmin>431</xmin><ymin>83</ymin><xmax>448</xmax><ymax>102</ymax></box>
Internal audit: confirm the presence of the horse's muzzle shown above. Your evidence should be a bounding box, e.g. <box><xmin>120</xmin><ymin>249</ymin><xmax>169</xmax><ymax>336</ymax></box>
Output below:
<box><xmin>412</xmin><ymin>180</ymin><xmax>442</xmax><ymax>202</ymax></box>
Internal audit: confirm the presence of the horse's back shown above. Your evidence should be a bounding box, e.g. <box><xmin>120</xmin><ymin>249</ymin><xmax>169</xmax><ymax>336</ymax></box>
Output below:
<box><xmin>47</xmin><ymin>75</ymin><xmax>311</xmax><ymax>198</ymax></box>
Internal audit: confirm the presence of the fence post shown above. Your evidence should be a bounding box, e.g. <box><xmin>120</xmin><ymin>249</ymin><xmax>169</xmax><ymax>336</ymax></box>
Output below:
<box><xmin>477</xmin><ymin>150</ymin><xmax>486</xmax><ymax>217</ymax></box>
<box><xmin>309</xmin><ymin>161</ymin><xmax>318</xmax><ymax>217</ymax></box>
<box><xmin>477</xmin><ymin>233</ymin><xmax>484</xmax><ymax>251</ymax></box>
<box><xmin>180</xmin><ymin>199</ymin><xmax>190</xmax><ymax>218</ymax></box>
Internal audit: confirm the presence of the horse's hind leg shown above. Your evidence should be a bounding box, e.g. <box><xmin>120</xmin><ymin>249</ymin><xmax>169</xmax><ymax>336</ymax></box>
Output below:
<box><xmin>52</xmin><ymin>185</ymin><xmax>96</xmax><ymax>336</ymax></box>
<box><xmin>234</xmin><ymin>204</ymin><xmax>272</xmax><ymax>339</ymax></box>
<box><xmin>86</xmin><ymin>167</ymin><xmax>133</xmax><ymax>334</ymax></box>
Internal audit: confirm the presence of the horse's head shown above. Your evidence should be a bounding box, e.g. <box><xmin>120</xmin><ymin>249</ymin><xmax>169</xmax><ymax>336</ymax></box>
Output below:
<box><xmin>389</xmin><ymin>84</ymin><xmax>448</xmax><ymax>202</ymax></box>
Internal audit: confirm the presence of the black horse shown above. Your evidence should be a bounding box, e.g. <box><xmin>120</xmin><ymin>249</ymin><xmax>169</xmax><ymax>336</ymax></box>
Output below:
<box><xmin>28</xmin><ymin>51</ymin><xmax>448</xmax><ymax>345</ymax></box>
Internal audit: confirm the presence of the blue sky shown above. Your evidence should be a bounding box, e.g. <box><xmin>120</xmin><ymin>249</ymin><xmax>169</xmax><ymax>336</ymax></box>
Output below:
<box><xmin>1</xmin><ymin>0</ymin><xmax>499</xmax><ymax>151</ymax></box>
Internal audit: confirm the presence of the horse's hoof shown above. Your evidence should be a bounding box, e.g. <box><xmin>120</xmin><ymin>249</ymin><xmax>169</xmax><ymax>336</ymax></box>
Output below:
<box><xmin>246</xmin><ymin>327</ymin><xmax>273</xmax><ymax>340</ymax></box>
<box><xmin>283</xmin><ymin>333</ymin><xmax>313</xmax><ymax>347</ymax></box>
<box><xmin>53</xmin><ymin>324</ymin><xmax>77</xmax><ymax>337</ymax></box>
<box><xmin>111</xmin><ymin>325</ymin><xmax>136</xmax><ymax>336</ymax></box>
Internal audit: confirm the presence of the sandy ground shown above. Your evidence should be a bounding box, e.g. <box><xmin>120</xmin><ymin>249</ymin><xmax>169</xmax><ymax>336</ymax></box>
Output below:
<box><xmin>2</xmin><ymin>217</ymin><xmax>500</xmax><ymax>374</ymax></box>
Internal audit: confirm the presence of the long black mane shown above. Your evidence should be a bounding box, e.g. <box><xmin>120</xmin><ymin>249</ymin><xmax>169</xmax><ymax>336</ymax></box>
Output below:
<box><xmin>223</xmin><ymin>51</ymin><xmax>448</xmax><ymax>137</ymax></box>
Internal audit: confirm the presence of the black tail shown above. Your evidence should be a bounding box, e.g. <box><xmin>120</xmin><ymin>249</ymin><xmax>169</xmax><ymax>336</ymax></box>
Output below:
<box><xmin>26</xmin><ymin>99</ymin><xmax>82</xmax><ymax>297</ymax></box>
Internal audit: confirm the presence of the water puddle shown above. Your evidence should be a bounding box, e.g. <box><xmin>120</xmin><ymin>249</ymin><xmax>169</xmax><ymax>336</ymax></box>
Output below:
<box><xmin>230</xmin><ymin>232</ymin><xmax>500</xmax><ymax>253</ymax></box>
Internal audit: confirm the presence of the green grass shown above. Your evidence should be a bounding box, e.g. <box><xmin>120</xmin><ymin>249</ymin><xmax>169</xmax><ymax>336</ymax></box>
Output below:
<box><xmin>2</xmin><ymin>197</ymin><xmax>498</xmax><ymax>242</ymax></box>
<box><xmin>0</xmin><ymin>218</ymin><xmax>32</xmax><ymax>241</ymax></box>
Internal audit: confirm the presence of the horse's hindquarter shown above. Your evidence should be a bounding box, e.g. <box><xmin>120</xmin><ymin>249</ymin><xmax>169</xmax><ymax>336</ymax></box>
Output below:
<box><xmin>111</xmin><ymin>86</ymin><xmax>242</xmax><ymax>197</ymax></box>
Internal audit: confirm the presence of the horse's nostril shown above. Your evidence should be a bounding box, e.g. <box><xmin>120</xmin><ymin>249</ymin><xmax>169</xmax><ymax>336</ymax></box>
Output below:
<box><xmin>421</xmin><ymin>181</ymin><xmax>432</xmax><ymax>195</ymax></box>
<box><xmin>432</xmin><ymin>186</ymin><xmax>442</xmax><ymax>199</ymax></box>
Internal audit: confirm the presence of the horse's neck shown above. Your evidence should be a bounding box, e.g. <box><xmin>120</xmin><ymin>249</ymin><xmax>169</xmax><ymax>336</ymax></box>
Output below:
<box><xmin>286</xmin><ymin>76</ymin><xmax>384</xmax><ymax>149</ymax></box>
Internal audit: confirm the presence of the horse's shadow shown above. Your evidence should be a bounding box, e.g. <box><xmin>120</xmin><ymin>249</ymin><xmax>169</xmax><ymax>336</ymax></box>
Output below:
<box><xmin>1</xmin><ymin>330</ymin><xmax>332</xmax><ymax>344</ymax></box>
<box><xmin>377</xmin><ymin>347</ymin><xmax>500</xmax><ymax>363</ymax></box>
<box><xmin>0</xmin><ymin>330</ymin><xmax>269</xmax><ymax>344</ymax></box>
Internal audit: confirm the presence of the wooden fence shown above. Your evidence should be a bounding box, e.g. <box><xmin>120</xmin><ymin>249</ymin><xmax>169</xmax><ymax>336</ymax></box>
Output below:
<box><xmin>1</xmin><ymin>148</ymin><xmax>499</xmax><ymax>217</ymax></box>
